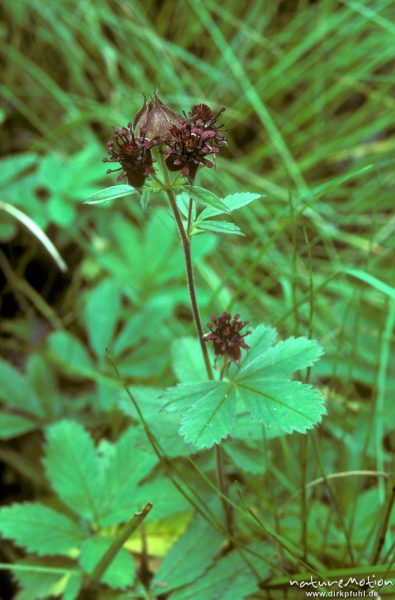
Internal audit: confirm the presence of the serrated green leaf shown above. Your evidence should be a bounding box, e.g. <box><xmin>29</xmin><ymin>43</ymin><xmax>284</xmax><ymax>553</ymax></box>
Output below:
<box><xmin>163</xmin><ymin>381</ymin><xmax>235</xmax><ymax>448</ymax></box>
<box><xmin>85</xmin><ymin>185</ymin><xmax>136</xmax><ymax>204</ymax></box>
<box><xmin>47</xmin><ymin>331</ymin><xmax>94</xmax><ymax>377</ymax></box>
<box><xmin>79</xmin><ymin>536</ymin><xmax>135</xmax><ymax>589</ymax></box>
<box><xmin>98</xmin><ymin>428</ymin><xmax>158</xmax><ymax>526</ymax></box>
<box><xmin>0</xmin><ymin>359</ymin><xmax>32</xmax><ymax>411</ymax></box>
<box><xmin>0</xmin><ymin>358</ymin><xmax>47</xmax><ymax>419</ymax></box>
<box><xmin>200</xmin><ymin>192</ymin><xmax>263</xmax><ymax>219</ymax></box>
<box><xmin>12</xmin><ymin>557</ymin><xmax>82</xmax><ymax>600</ymax></box>
<box><xmin>192</xmin><ymin>220</ymin><xmax>244</xmax><ymax>236</ymax></box>
<box><xmin>169</xmin><ymin>550</ymin><xmax>260</xmax><ymax>600</ymax></box>
<box><xmin>189</xmin><ymin>186</ymin><xmax>229</xmax><ymax>212</ymax></box>
<box><xmin>163</xmin><ymin>325</ymin><xmax>324</xmax><ymax>448</ymax></box>
<box><xmin>153</xmin><ymin>514</ymin><xmax>223</xmax><ymax>592</ymax></box>
<box><xmin>43</xmin><ymin>420</ymin><xmax>103</xmax><ymax>521</ymax></box>
<box><xmin>0</xmin><ymin>503</ymin><xmax>86</xmax><ymax>556</ymax></box>
<box><xmin>84</xmin><ymin>278</ymin><xmax>121</xmax><ymax>358</ymax></box>
<box><xmin>171</xmin><ymin>337</ymin><xmax>207</xmax><ymax>383</ymax></box>
<box><xmin>237</xmin><ymin>335</ymin><xmax>323</xmax><ymax>380</ymax></box>
<box><xmin>234</xmin><ymin>378</ymin><xmax>326</xmax><ymax>434</ymax></box>
<box><xmin>0</xmin><ymin>413</ymin><xmax>36</xmax><ymax>439</ymax></box>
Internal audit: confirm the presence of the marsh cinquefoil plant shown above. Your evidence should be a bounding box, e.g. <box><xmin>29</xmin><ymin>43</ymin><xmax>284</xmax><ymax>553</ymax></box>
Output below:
<box><xmin>0</xmin><ymin>94</ymin><xmax>326</xmax><ymax>599</ymax></box>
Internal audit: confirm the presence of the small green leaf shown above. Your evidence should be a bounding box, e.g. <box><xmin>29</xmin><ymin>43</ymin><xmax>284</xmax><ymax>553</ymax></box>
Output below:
<box><xmin>98</xmin><ymin>428</ymin><xmax>158</xmax><ymax>527</ymax></box>
<box><xmin>153</xmin><ymin>514</ymin><xmax>224</xmax><ymax>592</ymax></box>
<box><xmin>192</xmin><ymin>220</ymin><xmax>244</xmax><ymax>236</ymax></box>
<box><xmin>27</xmin><ymin>354</ymin><xmax>62</xmax><ymax>418</ymax></box>
<box><xmin>234</xmin><ymin>378</ymin><xmax>326</xmax><ymax>434</ymax></box>
<box><xmin>0</xmin><ymin>413</ymin><xmax>36</xmax><ymax>439</ymax></box>
<box><xmin>84</xmin><ymin>278</ymin><xmax>121</xmax><ymax>358</ymax></box>
<box><xmin>140</xmin><ymin>188</ymin><xmax>151</xmax><ymax>212</ymax></box>
<box><xmin>43</xmin><ymin>420</ymin><xmax>103</xmax><ymax>521</ymax></box>
<box><xmin>47</xmin><ymin>332</ymin><xmax>94</xmax><ymax>377</ymax></box>
<box><xmin>237</xmin><ymin>335</ymin><xmax>323</xmax><ymax>380</ymax></box>
<box><xmin>0</xmin><ymin>503</ymin><xmax>86</xmax><ymax>556</ymax></box>
<box><xmin>12</xmin><ymin>557</ymin><xmax>82</xmax><ymax>600</ymax></box>
<box><xmin>163</xmin><ymin>381</ymin><xmax>235</xmax><ymax>448</ymax></box>
<box><xmin>200</xmin><ymin>192</ymin><xmax>263</xmax><ymax>218</ymax></box>
<box><xmin>0</xmin><ymin>359</ymin><xmax>30</xmax><ymax>411</ymax></box>
<box><xmin>169</xmin><ymin>550</ymin><xmax>261</xmax><ymax>600</ymax></box>
<box><xmin>171</xmin><ymin>337</ymin><xmax>207</xmax><ymax>383</ymax></box>
<box><xmin>85</xmin><ymin>185</ymin><xmax>136</xmax><ymax>204</ymax></box>
<box><xmin>189</xmin><ymin>186</ymin><xmax>229</xmax><ymax>212</ymax></box>
<box><xmin>79</xmin><ymin>536</ymin><xmax>135</xmax><ymax>589</ymax></box>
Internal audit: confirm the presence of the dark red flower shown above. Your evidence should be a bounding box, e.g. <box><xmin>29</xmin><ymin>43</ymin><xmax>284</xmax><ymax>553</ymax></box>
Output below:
<box><xmin>202</xmin><ymin>312</ymin><xmax>251</xmax><ymax>364</ymax></box>
<box><xmin>103</xmin><ymin>125</ymin><xmax>155</xmax><ymax>190</ymax></box>
<box><xmin>163</xmin><ymin>104</ymin><xmax>225</xmax><ymax>183</ymax></box>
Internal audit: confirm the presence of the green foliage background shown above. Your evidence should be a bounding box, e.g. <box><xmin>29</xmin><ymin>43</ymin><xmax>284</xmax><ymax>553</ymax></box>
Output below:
<box><xmin>0</xmin><ymin>0</ymin><xmax>394</xmax><ymax>598</ymax></box>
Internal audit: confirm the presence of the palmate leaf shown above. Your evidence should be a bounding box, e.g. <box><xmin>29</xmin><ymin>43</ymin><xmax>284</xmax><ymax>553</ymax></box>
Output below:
<box><xmin>43</xmin><ymin>420</ymin><xmax>103</xmax><ymax>521</ymax></box>
<box><xmin>97</xmin><ymin>428</ymin><xmax>158</xmax><ymax>527</ymax></box>
<box><xmin>163</xmin><ymin>325</ymin><xmax>325</xmax><ymax>449</ymax></box>
<box><xmin>0</xmin><ymin>503</ymin><xmax>86</xmax><ymax>556</ymax></box>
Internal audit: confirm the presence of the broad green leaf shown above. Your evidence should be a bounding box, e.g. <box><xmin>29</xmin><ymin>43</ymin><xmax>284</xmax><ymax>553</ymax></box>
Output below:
<box><xmin>237</xmin><ymin>335</ymin><xmax>323</xmax><ymax>380</ymax></box>
<box><xmin>200</xmin><ymin>192</ymin><xmax>263</xmax><ymax>218</ymax></box>
<box><xmin>234</xmin><ymin>378</ymin><xmax>326</xmax><ymax>434</ymax></box>
<box><xmin>170</xmin><ymin>550</ymin><xmax>260</xmax><ymax>600</ymax></box>
<box><xmin>153</xmin><ymin>514</ymin><xmax>223</xmax><ymax>592</ymax></box>
<box><xmin>163</xmin><ymin>381</ymin><xmax>235</xmax><ymax>448</ymax></box>
<box><xmin>0</xmin><ymin>413</ymin><xmax>36</xmax><ymax>439</ymax></box>
<box><xmin>192</xmin><ymin>220</ymin><xmax>244</xmax><ymax>236</ymax></box>
<box><xmin>85</xmin><ymin>185</ymin><xmax>136</xmax><ymax>204</ymax></box>
<box><xmin>43</xmin><ymin>420</ymin><xmax>103</xmax><ymax>521</ymax></box>
<box><xmin>189</xmin><ymin>186</ymin><xmax>229</xmax><ymax>212</ymax></box>
<box><xmin>0</xmin><ymin>503</ymin><xmax>85</xmax><ymax>556</ymax></box>
<box><xmin>98</xmin><ymin>428</ymin><xmax>158</xmax><ymax>526</ymax></box>
<box><xmin>84</xmin><ymin>278</ymin><xmax>121</xmax><ymax>358</ymax></box>
<box><xmin>163</xmin><ymin>325</ymin><xmax>324</xmax><ymax>448</ymax></box>
<box><xmin>12</xmin><ymin>557</ymin><xmax>82</xmax><ymax>600</ymax></box>
<box><xmin>171</xmin><ymin>337</ymin><xmax>207</xmax><ymax>383</ymax></box>
<box><xmin>79</xmin><ymin>536</ymin><xmax>135</xmax><ymax>589</ymax></box>
<box><xmin>47</xmin><ymin>332</ymin><xmax>94</xmax><ymax>377</ymax></box>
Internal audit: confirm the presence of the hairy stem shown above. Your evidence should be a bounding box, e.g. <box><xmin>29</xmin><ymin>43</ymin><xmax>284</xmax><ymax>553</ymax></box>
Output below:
<box><xmin>160</xmin><ymin>154</ymin><xmax>213</xmax><ymax>380</ymax></box>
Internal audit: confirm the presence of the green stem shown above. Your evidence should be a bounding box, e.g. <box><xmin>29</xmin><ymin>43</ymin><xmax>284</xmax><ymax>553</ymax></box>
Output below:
<box><xmin>159</xmin><ymin>154</ymin><xmax>213</xmax><ymax>380</ymax></box>
<box><xmin>88</xmin><ymin>502</ymin><xmax>152</xmax><ymax>586</ymax></box>
<box><xmin>370</xmin><ymin>485</ymin><xmax>395</xmax><ymax>565</ymax></box>
<box><xmin>159</xmin><ymin>153</ymin><xmax>236</xmax><ymax>538</ymax></box>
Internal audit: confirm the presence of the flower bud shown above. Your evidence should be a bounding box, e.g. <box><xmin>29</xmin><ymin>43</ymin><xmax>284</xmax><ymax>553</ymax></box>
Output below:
<box><xmin>133</xmin><ymin>92</ymin><xmax>181</xmax><ymax>140</ymax></box>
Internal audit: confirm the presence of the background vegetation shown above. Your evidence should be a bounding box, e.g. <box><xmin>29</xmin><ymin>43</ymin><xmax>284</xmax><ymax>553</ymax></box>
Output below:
<box><xmin>0</xmin><ymin>0</ymin><xmax>394</xmax><ymax>598</ymax></box>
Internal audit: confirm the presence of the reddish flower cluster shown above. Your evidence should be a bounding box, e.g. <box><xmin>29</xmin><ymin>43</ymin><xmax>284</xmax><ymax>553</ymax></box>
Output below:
<box><xmin>103</xmin><ymin>94</ymin><xmax>225</xmax><ymax>189</ymax></box>
<box><xmin>103</xmin><ymin>126</ymin><xmax>155</xmax><ymax>191</ymax></box>
<box><xmin>202</xmin><ymin>312</ymin><xmax>251</xmax><ymax>364</ymax></box>
<box><xmin>164</xmin><ymin>104</ymin><xmax>225</xmax><ymax>183</ymax></box>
